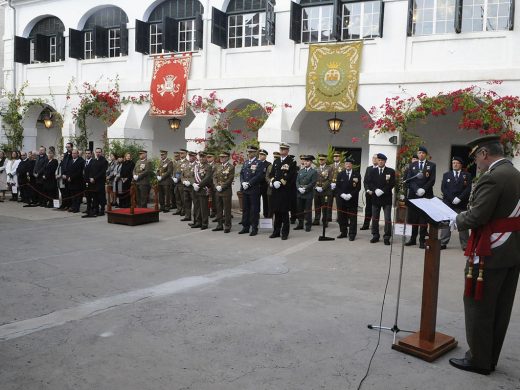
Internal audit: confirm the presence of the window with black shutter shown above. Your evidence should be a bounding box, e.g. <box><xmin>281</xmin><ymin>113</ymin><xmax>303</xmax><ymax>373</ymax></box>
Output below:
<box><xmin>69</xmin><ymin>28</ymin><xmax>84</xmax><ymax>59</ymax></box>
<box><xmin>135</xmin><ymin>19</ymin><xmax>151</xmax><ymax>54</ymax></box>
<box><xmin>211</xmin><ymin>7</ymin><xmax>228</xmax><ymax>48</ymax></box>
<box><xmin>146</xmin><ymin>0</ymin><xmax>204</xmax><ymax>54</ymax></box>
<box><xmin>289</xmin><ymin>2</ymin><xmax>302</xmax><ymax>42</ymax></box>
<box><xmin>224</xmin><ymin>0</ymin><xmax>273</xmax><ymax>48</ymax></box>
<box><xmin>14</xmin><ymin>36</ymin><xmax>31</xmax><ymax>64</ymax></box>
<box><xmin>266</xmin><ymin>1</ymin><xmax>276</xmax><ymax>44</ymax></box>
<box><xmin>21</xmin><ymin>16</ymin><xmax>65</xmax><ymax>64</ymax></box>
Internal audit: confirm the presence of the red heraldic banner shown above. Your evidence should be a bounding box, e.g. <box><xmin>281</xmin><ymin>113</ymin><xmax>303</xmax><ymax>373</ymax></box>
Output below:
<box><xmin>150</xmin><ymin>53</ymin><xmax>192</xmax><ymax>117</ymax></box>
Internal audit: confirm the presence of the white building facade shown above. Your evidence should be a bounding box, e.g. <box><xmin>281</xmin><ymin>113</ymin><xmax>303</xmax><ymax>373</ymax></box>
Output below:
<box><xmin>1</xmin><ymin>0</ymin><xmax>519</xmax><ymax>195</ymax></box>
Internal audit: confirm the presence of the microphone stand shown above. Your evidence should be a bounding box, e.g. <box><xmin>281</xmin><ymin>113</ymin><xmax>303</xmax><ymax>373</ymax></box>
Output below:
<box><xmin>318</xmin><ymin>194</ymin><xmax>335</xmax><ymax>241</ymax></box>
<box><xmin>367</xmin><ymin>188</ymin><xmax>413</xmax><ymax>343</ymax></box>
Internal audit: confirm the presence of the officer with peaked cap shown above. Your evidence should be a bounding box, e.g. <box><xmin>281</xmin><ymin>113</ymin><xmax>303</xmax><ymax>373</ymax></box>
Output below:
<box><xmin>238</xmin><ymin>145</ymin><xmax>265</xmax><ymax>236</ymax></box>
<box><xmin>157</xmin><ymin>150</ymin><xmax>173</xmax><ymax>212</ymax></box>
<box><xmin>258</xmin><ymin>149</ymin><xmax>270</xmax><ymax>218</ymax></box>
<box><xmin>294</xmin><ymin>155</ymin><xmax>317</xmax><ymax>232</ymax></box>
<box><xmin>212</xmin><ymin>151</ymin><xmax>235</xmax><ymax>233</ymax></box>
<box><xmin>336</xmin><ymin>157</ymin><xmax>361</xmax><ymax>240</ymax></box>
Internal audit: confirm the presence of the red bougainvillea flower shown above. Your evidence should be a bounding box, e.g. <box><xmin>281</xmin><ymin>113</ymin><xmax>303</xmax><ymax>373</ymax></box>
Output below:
<box><xmin>351</xmin><ymin>137</ymin><xmax>360</xmax><ymax>143</ymax></box>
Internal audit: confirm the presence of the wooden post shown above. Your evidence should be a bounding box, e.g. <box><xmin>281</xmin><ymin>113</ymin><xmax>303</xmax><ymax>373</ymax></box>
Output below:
<box><xmin>154</xmin><ymin>184</ymin><xmax>159</xmax><ymax>211</ymax></box>
<box><xmin>106</xmin><ymin>185</ymin><xmax>112</xmax><ymax>212</ymax></box>
<box><xmin>392</xmin><ymin>223</ymin><xmax>457</xmax><ymax>362</ymax></box>
<box><xmin>130</xmin><ymin>183</ymin><xmax>136</xmax><ymax>215</ymax></box>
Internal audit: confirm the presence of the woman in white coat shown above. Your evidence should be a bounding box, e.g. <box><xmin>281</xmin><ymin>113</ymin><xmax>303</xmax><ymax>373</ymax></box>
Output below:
<box><xmin>6</xmin><ymin>151</ymin><xmax>20</xmax><ymax>201</ymax></box>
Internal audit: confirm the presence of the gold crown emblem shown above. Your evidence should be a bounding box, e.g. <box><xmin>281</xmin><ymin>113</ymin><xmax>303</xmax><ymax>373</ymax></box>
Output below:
<box><xmin>328</xmin><ymin>61</ymin><xmax>340</xmax><ymax>69</ymax></box>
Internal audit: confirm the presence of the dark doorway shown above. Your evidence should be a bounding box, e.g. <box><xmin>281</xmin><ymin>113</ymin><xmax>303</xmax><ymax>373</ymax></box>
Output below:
<box><xmin>450</xmin><ymin>145</ymin><xmax>476</xmax><ymax>177</ymax></box>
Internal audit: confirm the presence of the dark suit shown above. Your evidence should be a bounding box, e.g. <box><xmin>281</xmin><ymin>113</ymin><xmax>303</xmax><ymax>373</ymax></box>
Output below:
<box><xmin>119</xmin><ymin>160</ymin><xmax>135</xmax><ymax>208</ymax></box>
<box><xmin>91</xmin><ymin>156</ymin><xmax>108</xmax><ymax>214</ymax></box>
<box><xmin>456</xmin><ymin>159</ymin><xmax>520</xmax><ymax>371</ymax></box>
<box><xmin>366</xmin><ymin>166</ymin><xmax>396</xmax><ymax>240</ymax></box>
<box><xmin>16</xmin><ymin>158</ymin><xmax>33</xmax><ymax>204</ymax></box>
<box><xmin>295</xmin><ymin>166</ymin><xmax>317</xmax><ymax>228</ymax></box>
<box><xmin>59</xmin><ymin>151</ymin><xmax>73</xmax><ymax>208</ymax></box>
<box><xmin>440</xmin><ymin>170</ymin><xmax>472</xmax><ymax>248</ymax></box>
<box><xmin>33</xmin><ymin>154</ymin><xmax>48</xmax><ymax>205</ymax></box>
<box><xmin>68</xmin><ymin>157</ymin><xmax>85</xmax><ymax>212</ymax></box>
<box><xmin>83</xmin><ymin>158</ymin><xmax>96</xmax><ymax>215</ymax></box>
<box><xmin>362</xmin><ymin>165</ymin><xmax>377</xmax><ymax>228</ymax></box>
<box><xmin>336</xmin><ymin>170</ymin><xmax>361</xmax><ymax>238</ymax></box>
<box><xmin>240</xmin><ymin>158</ymin><xmax>265</xmax><ymax>232</ymax></box>
<box><xmin>259</xmin><ymin>160</ymin><xmax>271</xmax><ymax>218</ymax></box>
<box><xmin>269</xmin><ymin>155</ymin><xmax>297</xmax><ymax>238</ymax></box>
<box><xmin>43</xmin><ymin>159</ymin><xmax>58</xmax><ymax>206</ymax></box>
<box><xmin>405</xmin><ymin>159</ymin><xmax>436</xmax><ymax>243</ymax></box>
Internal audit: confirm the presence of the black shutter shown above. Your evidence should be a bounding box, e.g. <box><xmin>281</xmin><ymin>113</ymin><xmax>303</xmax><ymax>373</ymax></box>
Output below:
<box><xmin>407</xmin><ymin>0</ymin><xmax>415</xmax><ymax>36</ymax></box>
<box><xmin>211</xmin><ymin>7</ymin><xmax>228</xmax><ymax>48</ymax></box>
<box><xmin>509</xmin><ymin>0</ymin><xmax>515</xmax><ymax>30</ymax></box>
<box><xmin>266</xmin><ymin>1</ymin><xmax>276</xmax><ymax>45</ymax></box>
<box><xmin>56</xmin><ymin>31</ymin><xmax>65</xmax><ymax>60</ymax></box>
<box><xmin>378</xmin><ymin>1</ymin><xmax>385</xmax><ymax>37</ymax></box>
<box><xmin>195</xmin><ymin>13</ymin><xmax>204</xmax><ymax>50</ymax></box>
<box><xmin>120</xmin><ymin>23</ymin><xmax>128</xmax><ymax>55</ymax></box>
<box><xmin>69</xmin><ymin>28</ymin><xmax>84</xmax><ymax>59</ymax></box>
<box><xmin>289</xmin><ymin>2</ymin><xmax>302</xmax><ymax>43</ymax></box>
<box><xmin>135</xmin><ymin>19</ymin><xmax>150</xmax><ymax>54</ymax></box>
<box><xmin>34</xmin><ymin>34</ymin><xmax>50</xmax><ymax>62</ymax></box>
<box><xmin>163</xmin><ymin>16</ymin><xmax>179</xmax><ymax>52</ymax></box>
<box><xmin>454</xmin><ymin>0</ymin><xmax>462</xmax><ymax>33</ymax></box>
<box><xmin>93</xmin><ymin>25</ymin><xmax>108</xmax><ymax>58</ymax></box>
<box><xmin>14</xmin><ymin>35</ymin><xmax>30</xmax><ymax>64</ymax></box>
<box><xmin>332</xmin><ymin>0</ymin><xmax>342</xmax><ymax>41</ymax></box>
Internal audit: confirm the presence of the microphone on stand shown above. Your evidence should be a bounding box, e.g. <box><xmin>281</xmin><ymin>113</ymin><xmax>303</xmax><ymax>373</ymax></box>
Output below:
<box><xmin>402</xmin><ymin>171</ymin><xmax>424</xmax><ymax>183</ymax></box>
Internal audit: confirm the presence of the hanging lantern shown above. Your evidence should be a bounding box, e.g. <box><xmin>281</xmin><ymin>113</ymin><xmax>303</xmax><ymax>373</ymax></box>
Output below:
<box><xmin>327</xmin><ymin>113</ymin><xmax>343</xmax><ymax>134</ymax></box>
<box><xmin>168</xmin><ymin>117</ymin><xmax>181</xmax><ymax>131</ymax></box>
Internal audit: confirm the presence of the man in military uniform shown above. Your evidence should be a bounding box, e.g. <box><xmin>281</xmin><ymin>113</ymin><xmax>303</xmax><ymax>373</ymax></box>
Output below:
<box><xmin>265</xmin><ymin>151</ymin><xmax>279</xmax><ymax>218</ymax></box>
<box><xmin>336</xmin><ymin>158</ymin><xmax>361</xmax><ymax>240</ymax></box>
<box><xmin>405</xmin><ymin>146</ymin><xmax>436</xmax><ymax>249</ymax></box>
<box><xmin>268</xmin><ymin>143</ymin><xmax>297</xmax><ymax>240</ymax></box>
<box><xmin>157</xmin><ymin>150</ymin><xmax>174</xmax><ymax>213</ymax></box>
<box><xmin>329</xmin><ymin>151</ymin><xmax>343</xmax><ymax>221</ymax></box>
<box><xmin>366</xmin><ymin>153</ymin><xmax>395</xmax><ymax>245</ymax></box>
<box><xmin>212</xmin><ymin>151</ymin><xmax>235</xmax><ymax>233</ymax></box>
<box><xmin>361</xmin><ymin>154</ymin><xmax>378</xmax><ymax>230</ymax></box>
<box><xmin>313</xmin><ymin>154</ymin><xmax>333</xmax><ymax>226</ymax></box>
<box><xmin>258</xmin><ymin>149</ymin><xmax>270</xmax><ymax>218</ymax></box>
<box><xmin>180</xmin><ymin>151</ymin><xmax>197</xmax><ymax>221</ymax></box>
<box><xmin>294</xmin><ymin>155</ymin><xmax>317</xmax><ymax>232</ymax></box>
<box><xmin>132</xmin><ymin>150</ymin><xmax>153</xmax><ymax>208</ymax></box>
<box><xmin>173</xmin><ymin>149</ymin><xmax>187</xmax><ymax>215</ymax></box>
<box><xmin>191</xmin><ymin>151</ymin><xmax>213</xmax><ymax>230</ymax></box>
<box><xmin>239</xmin><ymin>146</ymin><xmax>265</xmax><ymax>236</ymax></box>
<box><xmin>170</xmin><ymin>151</ymin><xmax>180</xmax><ymax>211</ymax></box>
<box><xmin>440</xmin><ymin>156</ymin><xmax>471</xmax><ymax>250</ymax></box>
<box><xmin>206</xmin><ymin>151</ymin><xmax>218</xmax><ymax>218</ymax></box>
<box><xmin>289</xmin><ymin>154</ymin><xmax>299</xmax><ymax>224</ymax></box>
<box><xmin>449</xmin><ymin>135</ymin><xmax>520</xmax><ymax>375</ymax></box>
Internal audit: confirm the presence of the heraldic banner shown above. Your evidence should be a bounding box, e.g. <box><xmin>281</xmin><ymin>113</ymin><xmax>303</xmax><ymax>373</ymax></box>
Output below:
<box><xmin>150</xmin><ymin>53</ymin><xmax>192</xmax><ymax>117</ymax></box>
<box><xmin>305</xmin><ymin>41</ymin><xmax>363</xmax><ymax>112</ymax></box>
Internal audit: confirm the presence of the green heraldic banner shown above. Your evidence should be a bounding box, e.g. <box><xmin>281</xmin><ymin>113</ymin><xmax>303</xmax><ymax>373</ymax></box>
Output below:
<box><xmin>306</xmin><ymin>42</ymin><xmax>363</xmax><ymax>112</ymax></box>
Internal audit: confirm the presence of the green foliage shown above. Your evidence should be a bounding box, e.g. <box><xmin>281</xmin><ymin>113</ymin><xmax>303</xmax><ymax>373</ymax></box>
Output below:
<box><xmin>109</xmin><ymin>139</ymin><xmax>144</xmax><ymax>162</ymax></box>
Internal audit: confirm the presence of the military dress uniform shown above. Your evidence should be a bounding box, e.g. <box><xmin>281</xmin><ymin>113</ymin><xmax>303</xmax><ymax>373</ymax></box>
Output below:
<box><xmin>133</xmin><ymin>155</ymin><xmax>153</xmax><ymax>208</ymax></box>
<box><xmin>440</xmin><ymin>159</ymin><xmax>472</xmax><ymax>249</ymax></box>
<box><xmin>264</xmin><ymin>156</ymin><xmax>277</xmax><ymax>218</ymax></box>
<box><xmin>361</xmin><ymin>164</ymin><xmax>378</xmax><ymax>229</ymax></box>
<box><xmin>173</xmin><ymin>153</ymin><xmax>186</xmax><ymax>215</ymax></box>
<box><xmin>259</xmin><ymin>150</ymin><xmax>271</xmax><ymax>218</ymax></box>
<box><xmin>192</xmin><ymin>155</ymin><xmax>213</xmax><ymax>229</ymax></box>
<box><xmin>157</xmin><ymin>154</ymin><xmax>174</xmax><ymax>212</ymax></box>
<box><xmin>328</xmin><ymin>158</ymin><xmax>343</xmax><ymax>221</ymax></box>
<box><xmin>180</xmin><ymin>153</ymin><xmax>197</xmax><ymax>221</ymax></box>
<box><xmin>405</xmin><ymin>149</ymin><xmax>436</xmax><ymax>248</ymax></box>
<box><xmin>294</xmin><ymin>156</ymin><xmax>317</xmax><ymax>231</ymax></box>
<box><xmin>314</xmin><ymin>158</ymin><xmax>333</xmax><ymax>226</ymax></box>
<box><xmin>212</xmin><ymin>155</ymin><xmax>235</xmax><ymax>232</ymax></box>
<box><xmin>170</xmin><ymin>152</ymin><xmax>180</xmax><ymax>210</ymax></box>
<box><xmin>239</xmin><ymin>150</ymin><xmax>265</xmax><ymax>236</ymax></box>
<box><xmin>336</xmin><ymin>164</ymin><xmax>361</xmax><ymax>240</ymax></box>
<box><xmin>268</xmin><ymin>145</ymin><xmax>297</xmax><ymax>239</ymax></box>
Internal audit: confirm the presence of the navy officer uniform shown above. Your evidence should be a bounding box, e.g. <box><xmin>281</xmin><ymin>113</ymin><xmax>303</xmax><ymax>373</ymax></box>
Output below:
<box><xmin>239</xmin><ymin>146</ymin><xmax>265</xmax><ymax>236</ymax></box>
<box><xmin>336</xmin><ymin>158</ymin><xmax>361</xmax><ymax>240</ymax></box>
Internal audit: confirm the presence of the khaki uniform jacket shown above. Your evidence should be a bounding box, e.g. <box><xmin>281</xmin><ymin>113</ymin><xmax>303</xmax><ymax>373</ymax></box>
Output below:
<box><xmin>331</xmin><ymin>162</ymin><xmax>343</xmax><ymax>183</ymax></box>
<box><xmin>315</xmin><ymin>164</ymin><xmax>333</xmax><ymax>195</ymax></box>
<box><xmin>456</xmin><ymin>159</ymin><xmax>520</xmax><ymax>269</ymax></box>
<box><xmin>213</xmin><ymin>161</ymin><xmax>235</xmax><ymax>194</ymax></box>
<box><xmin>181</xmin><ymin>159</ymin><xmax>196</xmax><ymax>185</ymax></box>
<box><xmin>133</xmin><ymin>159</ymin><xmax>153</xmax><ymax>185</ymax></box>
<box><xmin>194</xmin><ymin>162</ymin><xmax>213</xmax><ymax>195</ymax></box>
<box><xmin>157</xmin><ymin>158</ymin><xmax>173</xmax><ymax>186</ymax></box>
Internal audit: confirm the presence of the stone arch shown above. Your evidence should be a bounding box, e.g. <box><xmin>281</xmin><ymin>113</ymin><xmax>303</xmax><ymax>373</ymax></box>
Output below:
<box><xmin>143</xmin><ymin>0</ymin><xmax>204</xmax><ymax>21</ymax></box>
<box><xmin>21</xmin><ymin>104</ymin><xmax>61</xmax><ymax>152</ymax></box>
<box><xmin>22</xmin><ymin>15</ymin><xmax>65</xmax><ymax>37</ymax></box>
<box><xmin>77</xmin><ymin>5</ymin><xmax>129</xmax><ymax>30</ymax></box>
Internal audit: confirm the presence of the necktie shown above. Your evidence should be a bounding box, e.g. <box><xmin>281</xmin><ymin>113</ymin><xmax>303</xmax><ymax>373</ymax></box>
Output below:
<box><xmin>456</xmin><ymin>171</ymin><xmax>459</xmax><ymax>180</ymax></box>
<box><xmin>380</xmin><ymin>168</ymin><xmax>383</xmax><ymax>175</ymax></box>
<box><xmin>420</xmin><ymin>162</ymin><xmax>423</xmax><ymax>170</ymax></box>
<box><xmin>347</xmin><ymin>171</ymin><xmax>351</xmax><ymax>180</ymax></box>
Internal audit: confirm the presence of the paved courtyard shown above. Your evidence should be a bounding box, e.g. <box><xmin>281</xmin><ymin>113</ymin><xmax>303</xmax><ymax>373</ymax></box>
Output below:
<box><xmin>0</xmin><ymin>203</ymin><xmax>519</xmax><ymax>390</ymax></box>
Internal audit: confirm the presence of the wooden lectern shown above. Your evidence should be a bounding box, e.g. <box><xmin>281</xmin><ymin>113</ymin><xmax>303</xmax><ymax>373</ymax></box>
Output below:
<box><xmin>392</xmin><ymin>199</ymin><xmax>458</xmax><ymax>362</ymax></box>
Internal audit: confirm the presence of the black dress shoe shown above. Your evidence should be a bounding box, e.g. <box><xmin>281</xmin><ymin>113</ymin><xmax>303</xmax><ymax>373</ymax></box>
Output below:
<box><xmin>337</xmin><ymin>233</ymin><xmax>348</xmax><ymax>239</ymax></box>
<box><xmin>405</xmin><ymin>240</ymin><xmax>417</xmax><ymax>246</ymax></box>
<box><xmin>209</xmin><ymin>213</ymin><xmax>216</xmax><ymax>218</ymax></box>
<box><xmin>290</xmin><ymin>219</ymin><xmax>296</xmax><ymax>224</ymax></box>
<box><xmin>98</xmin><ymin>212</ymin><xmax>105</xmax><ymax>216</ymax></box>
<box><xmin>281</xmin><ymin>235</ymin><xmax>288</xmax><ymax>240</ymax></box>
<box><xmin>249</xmin><ymin>230</ymin><xmax>258</xmax><ymax>236</ymax></box>
<box><xmin>360</xmin><ymin>225</ymin><xmax>370</xmax><ymax>230</ymax></box>
<box><xmin>419</xmin><ymin>242</ymin><xmax>426</xmax><ymax>249</ymax></box>
<box><xmin>238</xmin><ymin>228</ymin><xmax>249</xmax><ymax>234</ymax></box>
<box><xmin>180</xmin><ymin>217</ymin><xmax>191</xmax><ymax>221</ymax></box>
<box><xmin>172</xmin><ymin>211</ymin><xmax>181</xmax><ymax>215</ymax></box>
<box><xmin>224</xmin><ymin>229</ymin><xmax>231</xmax><ymax>233</ymax></box>
<box><xmin>294</xmin><ymin>225</ymin><xmax>304</xmax><ymax>230</ymax></box>
<box><xmin>82</xmin><ymin>214</ymin><xmax>97</xmax><ymax>218</ymax></box>
<box><xmin>370</xmin><ymin>237</ymin><xmax>380</xmax><ymax>243</ymax></box>
<box><xmin>212</xmin><ymin>226</ymin><xmax>224</xmax><ymax>231</ymax></box>
<box><xmin>312</xmin><ymin>220</ymin><xmax>320</xmax><ymax>226</ymax></box>
<box><xmin>440</xmin><ymin>244</ymin><xmax>447</xmax><ymax>250</ymax></box>
<box><xmin>449</xmin><ymin>358</ymin><xmax>491</xmax><ymax>375</ymax></box>
<box><xmin>200</xmin><ymin>226</ymin><xmax>208</xmax><ymax>230</ymax></box>
<box><xmin>349</xmin><ymin>236</ymin><xmax>355</xmax><ymax>241</ymax></box>
<box><xmin>191</xmin><ymin>224</ymin><xmax>202</xmax><ymax>228</ymax></box>
<box><xmin>384</xmin><ymin>239</ymin><xmax>391</xmax><ymax>245</ymax></box>
<box><xmin>305</xmin><ymin>226</ymin><xmax>311</xmax><ymax>232</ymax></box>
<box><xmin>269</xmin><ymin>233</ymin><xmax>280</xmax><ymax>238</ymax></box>
<box><xmin>212</xmin><ymin>218</ymin><xmax>219</xmax><ymax>222</ymax></box>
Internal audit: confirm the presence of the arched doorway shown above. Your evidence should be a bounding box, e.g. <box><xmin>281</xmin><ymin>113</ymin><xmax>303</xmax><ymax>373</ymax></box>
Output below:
<box><xmin>21</xmin><ymin>104</ymin><xmax>61</xmax><ymax>152</ymax></box>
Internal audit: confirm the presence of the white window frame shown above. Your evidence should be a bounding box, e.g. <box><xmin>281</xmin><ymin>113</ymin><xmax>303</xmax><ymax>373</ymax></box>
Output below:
<box><xmin>49</xmin><ymin>35</ymin><xmax>57</xmax><ymax>62</ymax></box>
<box><xmin>341</xmin><ymin>1</ymin><xmax>382</xmax><ymax>40</ymax></box>
<box><xmin>150</xmin><ymin>22</ymin><xmax>163</xmax><ymax>54</ymax></box>
<box><xmin>301</xmin><ymin>5</ymin><xmax>335</xmax><ymax>43</ymax></box>
<box><xmin>84</xmin><ymin>31</ymin><xmax>93</xmax><ymax>59</ymax></box>
<box><xmin>461</xmin><ymin>0</ymin><xmax>511</xmax><ymax>32</ymax></box>
<box><xmin>108</xmin><ymin>28</ymin><xmax>121</xmax><ymax>57</ymax></box>
<box><xmin>228</xmin><ymin>12</ymin><xmax>267</xmax><ymax>48</ymax></box>
<box><xmin>412</xmin><ymin>0</ymin><xmax>456</xmax><ymax>35</ymax></box>
<box><xmin>179</xmin><ymin>19</ymin><xmax>196</xmax><ymax>52</ymax></box>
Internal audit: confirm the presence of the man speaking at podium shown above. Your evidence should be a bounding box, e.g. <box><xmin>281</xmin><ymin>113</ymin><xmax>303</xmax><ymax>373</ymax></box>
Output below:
<box><xmin>449</xmin><ymin>135</ymin><xmax>520</xmax><ymax>375</ymax></box>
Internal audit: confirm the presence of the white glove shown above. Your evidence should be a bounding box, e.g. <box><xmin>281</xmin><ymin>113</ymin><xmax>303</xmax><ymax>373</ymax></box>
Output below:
<box><xmin>416</xmin><ymin>188</ymin><xmax>426</xmax><ymax>197</ymax></box>
<box><xmin>449</xmin><ymin>216</ymin><xmax>458</xmax><ymax>231</ymax></box>
<box><xmin>273</xmin><ymin>181</ymin><xmax>281</xmax><ymax>189</ymax></box>
<box><xmin>183</xmin><ymin>180</ymin><xmax>191</xmax><ymax>187</ymax></box>
<box><xmin>331</xmin><ymin>183</ymin><xmax>336</xmax><ymax>190</ymax></box>
<box><xmin>315</xmin><ymin>186</ymin><xmax>323</xmax><ymax>193</ymax></box>
<box><xmin>133</xmin><ymin>175</ymin><xmax>138</xmax><ymax>181</ymax></box>
<box><xmin>193</xmin><ymin>183</ymin><xmax>200</xmax><ymax>191</ymax></box>
<box><xmin>216</xmin><ymin>185</ymin><xmax>222</xmax><ymax>192</ymax></box>
<box><xmin>298</xmin><ymin>187</ymin><xmax>305</xmax><ymax>194</ymax></box>
<box><xmin>242</xmin><ymin>182</ymin><xmax>249</xmax><ymax>190</ymax></box>
<box><xmin>399</xmin><ymin>194</ymin><xmax>405</xmax><ymax>201</ymax></box>
<box><xmin>269</xmin><ymin>181</ymin><xmax>273</xmax><ymax>188</ymax></box>
<box><xmin>452</xmin><ymin>197</ymin><xmax>461</xmax><ymax>205</ymax></box>
<box><xmin>367</xmin><ymin>190</ymin><xmax>373</xmax><ymax>195</ymax></box>
<box><xmin>375</xmin><ymin>189</ymin><xmax>384</xmax><ymax>197</ymax></box>
<box><xmin>173</xmin><ymin>177</ymin><xmax>178</xmax><ymax>183</ymax></box>
<box><xmin>157</xmin><ymin>176</ymin><xmax>162</xmax><ymax>181</ymax></box>
<box><xmin>340</xmin><ymin>193</ymin><xmax>348</xmax><ymax>200</ymax></box>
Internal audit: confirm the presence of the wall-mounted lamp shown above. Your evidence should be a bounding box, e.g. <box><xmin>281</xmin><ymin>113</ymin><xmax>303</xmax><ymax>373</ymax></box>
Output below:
<box><xmin>168</xmin><ymin>117</ymin><xmax>181</xmax><ymax>131</ymax></box>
